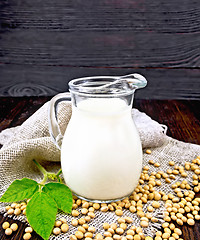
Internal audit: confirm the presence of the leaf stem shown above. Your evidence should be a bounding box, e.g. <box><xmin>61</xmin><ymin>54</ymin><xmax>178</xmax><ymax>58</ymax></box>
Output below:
<box><xmin>40</xmin><ymin>174</ymin><xmax>48</xmax><ymax>186</ymax></box>
<box><xmin>56</xmin><ymin>169</ymin><xmax>62</xmax><ymax>177</ymax></box>
<box><xmin>33</xmin><ymin>159</ymin><xmax>62</xmax><ymax>185</ymax></box>
<box><xmin>33</xmin><ymin>159</ymin><xmax>47</xmax><ymax>175</ymax></box>
<box><xmin>56</xmin><ymin>169</ymin><xmax>63</xmax><ymax>183</ymax></box>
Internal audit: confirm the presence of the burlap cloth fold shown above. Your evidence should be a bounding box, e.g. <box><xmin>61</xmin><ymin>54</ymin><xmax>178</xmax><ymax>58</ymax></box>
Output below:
<box><xmin>0</xmin><ymin>100</ymin><xmax>199</xmax><ymax>239</ymax></box>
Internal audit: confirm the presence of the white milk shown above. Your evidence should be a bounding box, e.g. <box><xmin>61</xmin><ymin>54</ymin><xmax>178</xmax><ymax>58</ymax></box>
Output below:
<box><xmin>61</xmin><ymin>98</ymin><xmax>142</xmax><ymax>201</ymax></box>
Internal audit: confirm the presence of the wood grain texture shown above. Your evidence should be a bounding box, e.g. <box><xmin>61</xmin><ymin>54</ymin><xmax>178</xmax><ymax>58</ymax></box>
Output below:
<box><xmin>136</xmin><ymin>100</ymin><xmax>200</xmax><ymax>144</ymax></box>
<box><xmin>0</xmin><ymin>0</ymin><xmax>200</xmax><ymax>97</ymax></box>
<box><xmin>0</xmin><ymin>97</ymin><xmax>50</xmax><ymax>131</ymax></box>
<box><xmin>0</xmin><ymin>97</ymin><xmax>199</xmax><ymax>239</ymax></box>
<box><xmin>1</xmin><ymin>30</ymin><xmax>200</xmax><ymax>68</ymax></box>
<box><xmin>0</xmin><ymin>66</ymin><xmax>200</xmax><ymax>99</ymax></box>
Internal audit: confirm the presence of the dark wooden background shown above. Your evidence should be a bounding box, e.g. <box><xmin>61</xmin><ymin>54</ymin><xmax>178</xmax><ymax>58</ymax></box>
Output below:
<box><xmin>0</xmin><ymin>0</ymin><xmax>200</xmax><ymax>99</ymax></box>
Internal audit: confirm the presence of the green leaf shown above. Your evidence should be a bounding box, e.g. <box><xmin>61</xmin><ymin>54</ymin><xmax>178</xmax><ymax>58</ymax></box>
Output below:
<box><xmin>26</xmin><ymin>191</ymin><xmax>57</xmax><ymax>240</ymax></box>
<box><xmin>43</xmin><ymin>182</ymin><xmax>73</xmax><ymax>214</ymax></box>
<box><xmin>0</xmin><ymin>178</ymin><xmax>39</xmax><ymax>202</ymax></box>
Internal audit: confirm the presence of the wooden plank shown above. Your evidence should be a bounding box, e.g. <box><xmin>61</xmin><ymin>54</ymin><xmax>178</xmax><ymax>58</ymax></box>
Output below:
<box><xmin>0</xmin><ymin>65</ymin><xmax>200</xmax><ymax>99</ymax></box>
<box><xmin>134</xmin><ymin>100</ymin><xmax>200</xmax><ymax>144</ymax></box>
<box><xmin>0</xmin><ymin>97</ymin><xmax>50</xmax><ymax>131</ymax></box>
<box><xmin>1</xmin><ymin>0</ymin><xmax>200</xmax><ymax>34</ymax></box>
<box><xmin>0</xmin><ymin>0</ymin><xmax>200</xmax><ymax>68</ymax></box>
<box><xmin>1</xmin><ymin>30</ymin><xmax>200</xmax><ymax>68</ymax></box>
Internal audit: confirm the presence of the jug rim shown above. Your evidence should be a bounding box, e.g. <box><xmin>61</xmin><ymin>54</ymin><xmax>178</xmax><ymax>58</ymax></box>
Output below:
<box><xmin>68</xmin><ymin>75</ymin><xmax>146</xmax><ymax>97</ymax></box>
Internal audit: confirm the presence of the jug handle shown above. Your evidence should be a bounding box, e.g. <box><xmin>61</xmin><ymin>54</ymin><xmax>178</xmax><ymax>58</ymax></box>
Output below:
<box><xmin>48</xmin><ymin>92</ymin><xmax>71</xmax><ymax>150</ymax></box>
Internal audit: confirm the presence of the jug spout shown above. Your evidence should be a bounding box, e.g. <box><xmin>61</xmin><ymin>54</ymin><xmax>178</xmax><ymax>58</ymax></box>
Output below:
<box><xmin>99</xmin><ymin>73</ymin><xmax>147</xmax><ymax>95</ymax></box>
<box><xmin>118</xmin><ymin>73</ymin><xmax>147</xmax><ymax>90</ymax></box>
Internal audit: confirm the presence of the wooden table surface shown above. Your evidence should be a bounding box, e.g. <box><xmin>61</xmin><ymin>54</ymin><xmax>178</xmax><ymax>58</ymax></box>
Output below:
<box><xmin>0</xmin><ymin>97</ymin><xmax>199</xmax><ymax>239</ymax></box>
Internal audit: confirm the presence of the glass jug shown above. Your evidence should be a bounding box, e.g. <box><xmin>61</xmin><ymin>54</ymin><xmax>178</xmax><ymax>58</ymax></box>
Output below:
<box><xmin>48</xmin><ymin>73</ymin><xmax>147</xmax><ymax>203</ymax></box>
